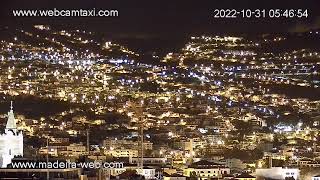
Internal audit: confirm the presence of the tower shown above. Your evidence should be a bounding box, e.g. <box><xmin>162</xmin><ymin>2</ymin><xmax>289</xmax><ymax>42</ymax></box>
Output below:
<box><xmin>5</xmin><ymin>101</ymin><xmax>17</xmax><ymax>134</ymax></box>
<box><xmin>0</xmin><ymin>101</ymin><xmax>23</xmax><ymax>167</ymax></box>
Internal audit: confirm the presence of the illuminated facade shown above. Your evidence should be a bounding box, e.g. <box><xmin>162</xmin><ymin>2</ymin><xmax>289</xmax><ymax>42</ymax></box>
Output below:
<box><xmin>0</xmin><ymin>102</ymin><xmax>23</xmax><ymax>167</ymax></box>
<box><xmin>255</xmin><ymin>167</ymin><xmax>299</xmax><ymax>180</ymax></box>
<box><xmin>183</xmin><ymin>160</ymin><xmax>230</xmax><ymax>179</ymax></box>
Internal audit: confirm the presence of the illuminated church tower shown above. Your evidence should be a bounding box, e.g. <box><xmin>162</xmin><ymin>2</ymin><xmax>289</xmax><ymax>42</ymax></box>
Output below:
<box><xmin>0</xmin><ymin>101</ymin><xmax>23</xmax><ymax>167</ymax></box>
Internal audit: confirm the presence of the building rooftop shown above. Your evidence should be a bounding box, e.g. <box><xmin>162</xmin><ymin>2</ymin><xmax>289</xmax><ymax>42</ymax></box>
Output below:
<box><xmin>190</xmin><ymin>160</ymin><xmax>226</xmax><ymax>168</ymax></box>
<box><xmin>236</xmin><ymin>173</ymin><xmax>256</xmax><ymax>178</ymax></box>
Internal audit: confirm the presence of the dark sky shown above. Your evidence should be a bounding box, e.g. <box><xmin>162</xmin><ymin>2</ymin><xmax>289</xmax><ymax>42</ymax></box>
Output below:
<box><xmin>1</xmin><ymin>0</ymin><xmax>320</xmax><ymax>36</ymax></box>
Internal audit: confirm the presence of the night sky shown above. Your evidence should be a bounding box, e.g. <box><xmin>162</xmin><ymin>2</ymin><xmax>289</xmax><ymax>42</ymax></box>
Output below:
<box><xmin>1</xmin><ymin>0</ymin><xmax>320</xmax><ymax>35</ymax></box>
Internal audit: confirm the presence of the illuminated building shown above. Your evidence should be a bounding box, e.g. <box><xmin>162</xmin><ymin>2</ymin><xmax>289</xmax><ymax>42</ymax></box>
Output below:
<box><xmin>0</xmin><ymin>102</ymin><xmax>23</xmax><ymax>167</ymax></box>
<box><xmin>255</xmin><ymin>167</ymin><xmax>299</xmax><ymax>180</ymax></box>
<box><xmin>183</xmin><ymin>160</ymin><xmax>230</xmax><ymax>179</ymax></box>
